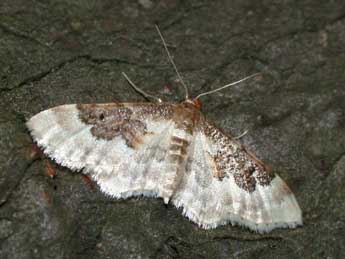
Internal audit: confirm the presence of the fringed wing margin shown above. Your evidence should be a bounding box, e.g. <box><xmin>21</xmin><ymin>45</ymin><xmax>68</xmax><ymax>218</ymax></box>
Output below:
<box><xmin>172</xmin><ymin>121</ymin><xmax>302</xmax><ymax>233</ymax></box>
<box><xmin>27</xmin><ymin>103</ymin><xmax>177</xmax><ymax>199</ymax></box>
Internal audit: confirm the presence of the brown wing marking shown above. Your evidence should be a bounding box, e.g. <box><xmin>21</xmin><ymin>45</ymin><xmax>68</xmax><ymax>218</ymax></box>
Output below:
<box><xmin>77</xmin><ymin>102</ymin><xmax>174</xmax><ymax>149</ymax></box>
<box><xmin>201</xmin><ymin>119</ymin><xmax>275</xmax><ymax>193</ymax></box>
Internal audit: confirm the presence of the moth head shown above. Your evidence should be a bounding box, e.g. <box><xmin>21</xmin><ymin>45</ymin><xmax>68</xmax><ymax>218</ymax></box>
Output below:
<box><xmin>184</xmin><ymin>99</ymin><xmax>202</xmax><ymax>110</ymax></box>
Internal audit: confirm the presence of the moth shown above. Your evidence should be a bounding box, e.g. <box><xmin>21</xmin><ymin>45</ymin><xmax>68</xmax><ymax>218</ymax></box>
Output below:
<box><xmin>27</xmin><ymin>26</ymin><xmax>302</xmax><ymax>233</ymax></box>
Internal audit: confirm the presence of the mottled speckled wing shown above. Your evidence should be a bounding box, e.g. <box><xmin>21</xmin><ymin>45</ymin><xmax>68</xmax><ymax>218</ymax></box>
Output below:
<box><xmin>27</xmin><ymin>101</ymin><xmax>302</xmax><ymax>232</ymax></box>
<box><xmin>27</xmin><ymin>102</ymin><xmax>177</xmax><ymax>198</ymax></box>
<box><xmin>172</xmin><ymin>119</ymin><xmax>302</xmax><ymax>233</ymax></box>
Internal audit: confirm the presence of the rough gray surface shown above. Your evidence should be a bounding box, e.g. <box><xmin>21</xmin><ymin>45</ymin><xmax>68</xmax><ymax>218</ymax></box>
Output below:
<box><xmin>1</xmin><ymin>1</ymin><xmax>345</xmax><ymax>258</ymax></box>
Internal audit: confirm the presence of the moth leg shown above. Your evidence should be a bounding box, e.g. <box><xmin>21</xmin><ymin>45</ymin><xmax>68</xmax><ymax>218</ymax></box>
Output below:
<box><xmin>233</xmin><ymin>129</ymin><xmax>249</xmax><ymax>140</ymax></box>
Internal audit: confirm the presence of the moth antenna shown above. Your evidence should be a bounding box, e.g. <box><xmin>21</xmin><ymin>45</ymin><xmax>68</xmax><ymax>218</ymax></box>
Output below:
<box><xmin>155</xmin><ymin>24</ymin><xmax>189</xmax><ymax>100</ymax></box>
<box><xmin>193</xmin><ymin>73</ymin><xmax>261</xmax><ymax>100</ymax></box>
<box><xmin>122</xmin><ymin>72</ymin><xmax>162</xmax><ymax>103</ymax></box>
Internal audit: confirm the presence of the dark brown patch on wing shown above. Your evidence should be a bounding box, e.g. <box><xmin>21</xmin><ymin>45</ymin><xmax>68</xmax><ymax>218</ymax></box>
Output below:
<box><xmin>201</xmin><ymin>119</ymin><xmax>276</xmax><ymax>191</ymax></box>
<box><xmin>91</xmin><ymin>119</ymin><xmax>146</xmax><ymax>148</ymax></box>
<box><xmin>255</xmin><ymin>166</ymin><xmax>274</xmax><ymax>186</ymax></box>
<box><xmin>234</xmin><ymin>167</ymin><xmax>257</xmax><ymax>193</ymax></box>
<box><xmin>77</xmin><ymin>103</ymin><xmax>131</xmax><ymax>124</ymax></box>
<box><xmin>135</xmin><ymin>103</ymin><xmax>174</xmax><ymax>120</ymax></box>
<box><xmin>77</xmin><ymin>103</ymin><xmax>147</xmax><ymax>148</ymax></box>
